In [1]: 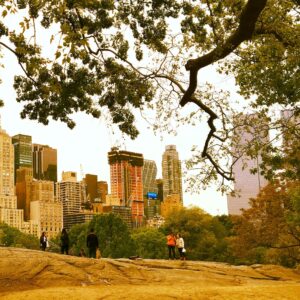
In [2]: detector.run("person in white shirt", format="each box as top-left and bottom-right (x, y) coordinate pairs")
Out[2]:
(176, 234), (186, 260)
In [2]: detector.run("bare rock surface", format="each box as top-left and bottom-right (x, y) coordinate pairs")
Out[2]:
(1, 247), (300, 299)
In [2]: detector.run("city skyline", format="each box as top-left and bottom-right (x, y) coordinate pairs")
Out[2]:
(0, 42), (230, 216)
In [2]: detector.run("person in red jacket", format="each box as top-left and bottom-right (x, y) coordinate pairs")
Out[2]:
(166, 232), (176, 259)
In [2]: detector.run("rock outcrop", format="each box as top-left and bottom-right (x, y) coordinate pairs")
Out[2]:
(1, 247), (300, 299)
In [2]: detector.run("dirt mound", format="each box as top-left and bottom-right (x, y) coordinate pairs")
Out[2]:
(1, 247), (300, 299)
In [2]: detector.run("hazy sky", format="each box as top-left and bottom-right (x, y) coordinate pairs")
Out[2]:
(0, 14), (240, 215)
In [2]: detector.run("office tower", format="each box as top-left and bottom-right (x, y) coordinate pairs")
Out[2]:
(97, 181), (108, 203)
(16, 167), (33, 221)
(12, 134), (32, 182)
(85, 174), (98, 202)
(56, 172), (81, 229)
(108, 147), (144, 227)
(227, 114), (269, 215)
(30, 180), (62, 239)
(0, 128), (24, 230)
(33, 144), (57, 182)
(162, 145), (183, 203)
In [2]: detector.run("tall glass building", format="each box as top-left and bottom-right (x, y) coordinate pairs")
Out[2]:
(12, 134), (33, 182)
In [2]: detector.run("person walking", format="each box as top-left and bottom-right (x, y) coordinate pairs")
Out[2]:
(166, 232), (176, 259)
(176, 233), (186, 260)
(60, 228), (69, 255)
(86, 228), (99, 258)
(40, 232), (47, 251)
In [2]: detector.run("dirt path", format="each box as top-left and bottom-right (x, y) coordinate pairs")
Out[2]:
(1, 247), (300, 299)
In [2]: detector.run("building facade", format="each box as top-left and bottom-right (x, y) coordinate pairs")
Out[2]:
(30, 180), (62, 239)
(97, 181), (108, 203)
(15, 167), (33, 221)
(162, 145), (183, 204)
(142, 160), (158, 196)
(12, 134), (32, 183)
(33, 144), (57, 182)
(227, 114), (269, 215)
(85, 174), (98, 202)
(160, 194), (183, 218)
(0, 128), (24, 230)
(108, 147), (144, 227)
(56, 172), (81, 230)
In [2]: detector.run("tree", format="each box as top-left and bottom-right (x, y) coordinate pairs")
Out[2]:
(67, 222), (89, 256)
(0, 223), (39, 249)
(163, 207), (231, 261)
(230, 181), (300, 267)
(0, 1), (298, 187)
(89, 213), (135, 258)
(131, 227), (166, 259)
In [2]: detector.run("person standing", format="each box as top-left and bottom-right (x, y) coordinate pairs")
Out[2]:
(86, 228), (99, 258)
(40, 232), (47, 251)
(166, 232), (176, 259)
(60, 228), (69, 255)
(176, 233), (186, 260)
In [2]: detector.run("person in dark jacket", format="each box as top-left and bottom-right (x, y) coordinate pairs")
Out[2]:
(60, 228), (69, 255)
(86, 228), (99, 258)
(40, 232), (47, 251)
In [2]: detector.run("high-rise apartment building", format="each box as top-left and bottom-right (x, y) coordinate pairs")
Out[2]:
(162, 145), (183, 203)
(227, 114), (269, 215)
(0, 128), (24, 230)
(108, 147), (144, 227)
(16, 167), (33, 221)
(33, 144), (57, 182)
(30, 180), (62, 239)
(12, 134), (32, 182)
(56, 172), (81, 229)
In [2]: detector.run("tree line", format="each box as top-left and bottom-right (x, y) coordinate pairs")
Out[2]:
(1, 180), (299, 268)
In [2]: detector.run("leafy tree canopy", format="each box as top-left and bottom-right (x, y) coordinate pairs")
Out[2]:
(230, 181), (300, 267)
(0, 223), (39, 249)
(0, 0), (299, 188)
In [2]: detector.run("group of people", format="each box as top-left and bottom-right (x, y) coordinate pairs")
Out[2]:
(166, 232), (186, 260)
(39, 228), (99, 258)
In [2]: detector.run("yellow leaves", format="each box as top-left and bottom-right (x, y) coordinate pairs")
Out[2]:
(2, 10), (7, 17)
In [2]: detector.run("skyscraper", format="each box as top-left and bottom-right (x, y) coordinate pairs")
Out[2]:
(227, 114), (269, 215)
(162, 145), (183, 203)
(0, 128), (24, 230)
(12, 134), (32, 182)
(16, 167), (33, 221)
(32, 144), (57, 182)
(108, 147), (144, 227)
(142, 159), (158, 196)
(56, 172), (81, 229)
(143, 160), (159, 219)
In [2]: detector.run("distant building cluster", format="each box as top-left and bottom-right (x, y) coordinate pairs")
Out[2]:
(0, 123), (185, 239)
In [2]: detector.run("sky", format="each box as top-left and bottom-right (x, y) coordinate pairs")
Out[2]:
(0, 13), (241, 216)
